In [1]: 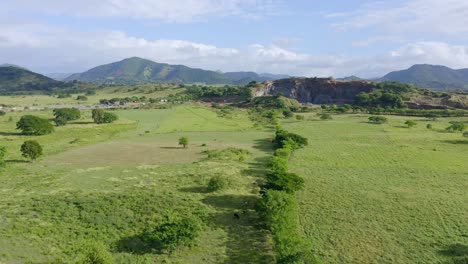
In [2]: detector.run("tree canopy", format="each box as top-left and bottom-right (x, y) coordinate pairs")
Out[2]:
(16, 115), (54, 135)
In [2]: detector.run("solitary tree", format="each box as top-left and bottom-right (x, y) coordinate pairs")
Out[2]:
(405, 120), (417, 128)
(16, 115), (54, 135)
(92, 109), (118, 124)
(179, 137), (189, 148)
(53, 108), (81, 126)
(20, 140), (43, 161)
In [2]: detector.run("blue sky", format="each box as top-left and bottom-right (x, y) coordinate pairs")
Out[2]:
(1, 0), (467, 77)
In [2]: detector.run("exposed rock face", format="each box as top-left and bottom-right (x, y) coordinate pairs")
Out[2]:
(255, 77), (376, 104)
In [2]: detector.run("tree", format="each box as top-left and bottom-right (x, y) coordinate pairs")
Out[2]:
(282, 109), (293, 118)
(53, 108), (81, 126)
(179, 137), (189, 148)
(16, 115), (54, 135)
(92, 109), (118, 124)
(405, 120), (417, 128)
(20, 140), (43, 161)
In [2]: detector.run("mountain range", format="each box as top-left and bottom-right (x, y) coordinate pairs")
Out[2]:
(65, 57), (289, 85)
(2, 58), (468, 92)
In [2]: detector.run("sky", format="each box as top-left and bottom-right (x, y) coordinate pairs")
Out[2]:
(1, 0), (468, 78)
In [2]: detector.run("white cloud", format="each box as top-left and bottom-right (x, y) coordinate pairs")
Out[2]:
(330, 0), (468, 36)
(1, 21), (468, 78)
(0, 0), (280, 22)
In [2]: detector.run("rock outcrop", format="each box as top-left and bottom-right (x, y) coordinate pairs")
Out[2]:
(254, 77), (376, 104)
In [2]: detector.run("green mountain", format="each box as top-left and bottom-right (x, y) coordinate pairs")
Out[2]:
(0, 66), (62, 93)
(379, 64), (468, 91)
(66, 57), (285, 85)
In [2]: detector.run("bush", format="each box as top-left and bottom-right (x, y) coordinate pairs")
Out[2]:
(295, 115), (305, 121)
(207, 175), (229, 192)
(405, 120), (417, 128)
(0, 146), (6, 167)
(282, 109), (293, 118)
(446, 122), (466, 132)
(16, 115), (54, 135)
(427, 124), (433, 129)
(274, 129), (308, 149)
(142, 216), (201, 251)
(368, 116), (387, 124)
(463, 131), (468, 138)
(320, 113), (332, 120)
(76, 95), (88, 101)
(78, 241), (113, 264)
(265, 171), (304, 193)
(20, 140), (43, 161)
(0, 110), (5, 116)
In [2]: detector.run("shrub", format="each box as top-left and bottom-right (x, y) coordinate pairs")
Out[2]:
(207, 175), (228, 192)
(76, 95), (88, 101)
(265, 171), (304, 193)
(405, 120), (417, 128)
(426, 124), (433, 129)
(368, 116), (388, 124)
(446, 122), (466, 132)
(295, 115), (305, 121)
(78, 241), (113, 264)
(20, 140), (43, 161)
(320, 113), (332, 120)
(463, 131), (468, 138)
(0, 110), (5, 116)
(143, 216), (201, 251)
(0, 146), (6, 167)
(282, 109), (294, 118)
(16, 115), (54, 135)
(274, 129), (308, 149)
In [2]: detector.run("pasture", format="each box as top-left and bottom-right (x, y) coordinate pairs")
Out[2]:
(284, 114), (468, 263)
(0, 105), (274, 263)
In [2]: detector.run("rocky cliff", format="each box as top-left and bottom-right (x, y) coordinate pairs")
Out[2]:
(254, 77), (376, 104)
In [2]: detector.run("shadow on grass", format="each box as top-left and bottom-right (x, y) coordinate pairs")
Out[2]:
(439, 244), (468, 264)
(178, 186), (209, 194)
(441, 140), (468, 145)
(71, 121), (95, 125)
(0, 131), (23, 136)
(115, 234), (162, 255)
(252, 138), (274, 153)
(5, 159), (29, 164)
(202, 194), (273, 264)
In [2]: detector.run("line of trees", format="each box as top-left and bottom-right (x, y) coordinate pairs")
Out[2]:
(257, 127), (319, 263)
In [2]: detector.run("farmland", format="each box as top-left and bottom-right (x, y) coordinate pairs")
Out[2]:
(0, 104), (467, 263)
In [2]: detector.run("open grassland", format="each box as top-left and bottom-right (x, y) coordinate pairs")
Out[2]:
(0, 105), (275, 263)
(284, 114), (468, 264)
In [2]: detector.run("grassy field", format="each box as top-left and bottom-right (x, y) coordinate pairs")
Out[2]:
(0, 105), (275, 263)
(0, 84), (183, 107)
(1, 105), (467, 263)
(284, 114), (468, 264)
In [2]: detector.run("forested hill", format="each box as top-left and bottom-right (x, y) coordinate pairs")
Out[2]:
(66, 57), (286, 85)
(379, 64), (468, 91)
(0, 66), (63, 93)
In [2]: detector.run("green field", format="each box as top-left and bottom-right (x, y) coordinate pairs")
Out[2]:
(284, 114), (468, 263)
(0, 105), (274, 263)
(1, 105), (467, 263)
